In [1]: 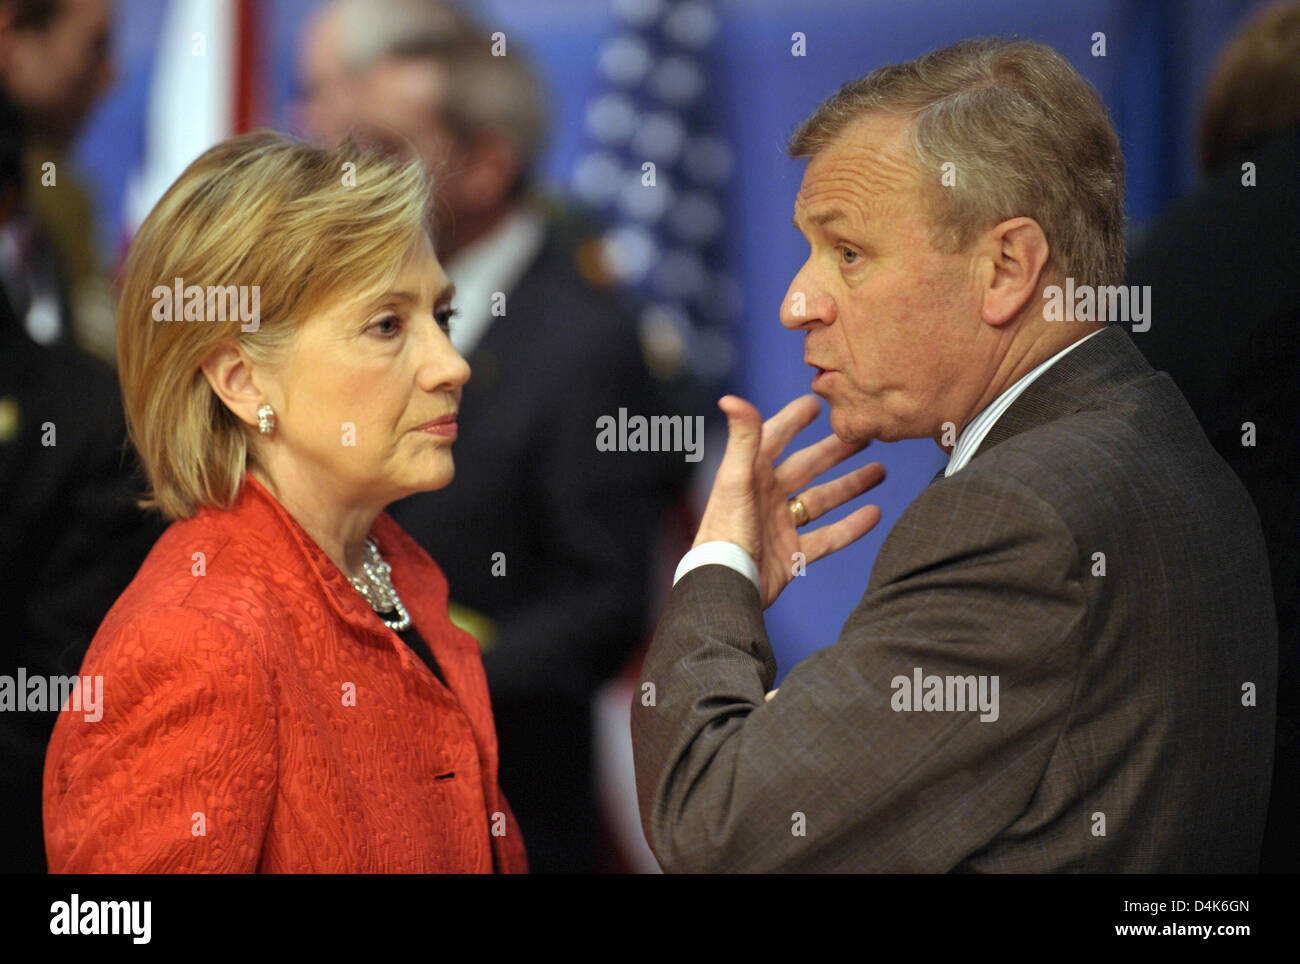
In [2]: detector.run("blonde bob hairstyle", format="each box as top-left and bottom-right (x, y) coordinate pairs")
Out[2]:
(117, 129), (433, 521)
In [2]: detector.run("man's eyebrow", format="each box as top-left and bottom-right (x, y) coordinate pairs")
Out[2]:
(792, 209), (848, 230)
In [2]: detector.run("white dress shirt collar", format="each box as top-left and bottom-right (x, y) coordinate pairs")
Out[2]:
(944, 327), (1106, 478)
(442, 206), (547, 358)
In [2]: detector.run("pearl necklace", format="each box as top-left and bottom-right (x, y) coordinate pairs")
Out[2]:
(347, 538), (412, 632)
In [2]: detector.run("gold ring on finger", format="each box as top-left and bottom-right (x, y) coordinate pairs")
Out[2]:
(789, 497), (809, 527)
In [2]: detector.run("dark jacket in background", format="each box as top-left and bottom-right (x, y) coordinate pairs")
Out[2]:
(1126, 121), (1299, 872)
(0, 86), (165, 872)
(0, 291), (166, 873)
(390, 210), (691, 872)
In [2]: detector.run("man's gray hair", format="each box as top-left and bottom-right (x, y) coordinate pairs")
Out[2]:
(328, 0), (549, 181)
(789, 37), (1125, 288)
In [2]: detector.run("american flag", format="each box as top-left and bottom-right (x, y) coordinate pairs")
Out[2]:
(123, 0), (265, 239)
(569, 0), (738, 386)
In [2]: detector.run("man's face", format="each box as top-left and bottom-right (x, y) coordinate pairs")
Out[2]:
(783, 113), (985, 444)
(356, 58), (457, 167)
(1, 0), (114, 145)
(354, 57), (466, 249)
(295, 6), (355, 147)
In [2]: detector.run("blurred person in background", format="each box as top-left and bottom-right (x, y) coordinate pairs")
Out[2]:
(0, 0), (116, 362)
(0, 0), (164, 874)
(1126, 0), (1300, 873)
(44, 131), (528, 873)
(295, 0), (357, 148)
(297, 0), (692, 872)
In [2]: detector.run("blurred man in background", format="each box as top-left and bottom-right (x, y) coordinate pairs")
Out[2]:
(297, 0), (692, 872)
(0, 0), (116, 363)
(295, 0), (357, 148)
(1126, 0), (1300, 872)
(0, 0), (165, 872)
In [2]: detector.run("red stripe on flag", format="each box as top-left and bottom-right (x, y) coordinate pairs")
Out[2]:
(234, 0), (263, 132)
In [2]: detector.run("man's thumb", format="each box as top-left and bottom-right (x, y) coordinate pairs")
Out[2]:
(717, 395), (763, 474)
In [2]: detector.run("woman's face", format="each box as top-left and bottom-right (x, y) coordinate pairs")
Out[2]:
(258, 232), (469, 508)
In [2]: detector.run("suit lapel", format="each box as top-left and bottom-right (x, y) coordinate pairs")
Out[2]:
(457, 225), (557, 397)
(969, 325), (1152, 465)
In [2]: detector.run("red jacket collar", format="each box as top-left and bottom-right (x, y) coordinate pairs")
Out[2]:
(207, 471), (402, 642)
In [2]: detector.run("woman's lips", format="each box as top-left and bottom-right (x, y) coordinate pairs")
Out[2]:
(415, 415), (458, 438)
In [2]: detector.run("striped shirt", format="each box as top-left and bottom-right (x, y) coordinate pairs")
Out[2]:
(944, 327), (1106, 477)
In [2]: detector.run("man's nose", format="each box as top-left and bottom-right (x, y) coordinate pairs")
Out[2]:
(779, 269), (834, 330)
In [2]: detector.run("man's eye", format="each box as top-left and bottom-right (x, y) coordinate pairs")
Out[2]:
(436, 306), (459, 334)
(839, 246), (859, 265)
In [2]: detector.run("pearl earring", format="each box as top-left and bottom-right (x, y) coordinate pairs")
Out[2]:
(256, 403), (277, 435)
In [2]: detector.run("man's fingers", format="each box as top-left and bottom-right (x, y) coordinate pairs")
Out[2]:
(759, 394), (821, 462)
(792, 462), (886, 523)
(775, 433), (869, 494)
(714, 395), (764, 481)
(799, 503), (883, 565)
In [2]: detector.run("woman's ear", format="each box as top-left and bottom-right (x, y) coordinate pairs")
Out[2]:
(200, 341), (264, 428)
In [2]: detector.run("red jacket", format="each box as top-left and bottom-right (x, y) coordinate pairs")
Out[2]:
(43, 472), (528, 873)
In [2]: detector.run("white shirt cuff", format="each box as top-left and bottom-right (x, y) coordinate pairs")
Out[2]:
(673, 541), (760, 591)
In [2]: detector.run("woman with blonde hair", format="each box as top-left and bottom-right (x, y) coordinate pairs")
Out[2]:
(43, 130), (527, 872)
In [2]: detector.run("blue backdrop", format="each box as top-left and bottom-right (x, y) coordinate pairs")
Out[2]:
(76, 0), (1261, 678)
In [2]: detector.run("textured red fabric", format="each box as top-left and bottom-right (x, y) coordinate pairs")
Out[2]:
(43, 472), (528, 873)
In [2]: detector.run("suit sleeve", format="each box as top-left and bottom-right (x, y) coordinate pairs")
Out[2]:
(43, 607), (277, 872)
(631, 473), (1086, 872)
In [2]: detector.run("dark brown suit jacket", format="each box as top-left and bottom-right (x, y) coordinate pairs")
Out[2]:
(632, 325), (1277, 872)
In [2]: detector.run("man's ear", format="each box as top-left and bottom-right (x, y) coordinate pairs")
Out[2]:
(200, 341), (265, 429)
(459, 131), (521, 210)
(977, 216), (1050, 328)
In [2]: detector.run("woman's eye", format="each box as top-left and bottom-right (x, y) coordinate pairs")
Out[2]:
(369, 314), (402, 337)
(436, 306), (459, 334)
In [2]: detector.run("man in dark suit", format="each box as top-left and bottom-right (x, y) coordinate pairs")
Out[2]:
(632, 38), (1277, 872)
(0, 84), (165, 873)
(1126, 1), (1300, 872)
(318, 1), (692, 871)
(0, 0), (117, 363)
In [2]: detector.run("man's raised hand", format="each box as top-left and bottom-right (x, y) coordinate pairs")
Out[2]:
(693, 394), (886, 608)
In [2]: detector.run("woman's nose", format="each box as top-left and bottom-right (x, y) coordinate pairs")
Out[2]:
(446, 348), (471, 390)
(423, 329), (471, 392)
